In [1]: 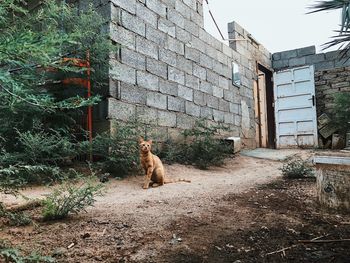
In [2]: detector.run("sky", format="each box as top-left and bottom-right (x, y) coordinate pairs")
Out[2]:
(203, 0), (341, 54)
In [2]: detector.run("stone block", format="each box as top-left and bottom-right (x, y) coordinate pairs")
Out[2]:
(272, 59), (289, 70)
(146, 92), (167, 110)
(193, 90), (206, 106)
(177, 56), (193, 74)
(158, 110), (177, 127)
(185, 46), (200, 62)
(185, 101), (201, 117)
(219, 76), (230, 90)
(136, 106), (158, 124)
(206, 70), (219, 86)
(121, 10), (145, 36)
(185, 74), (200, 89)
(168, 96), (185, 112)
(199, 53), (213, 69)
(223, 89), (234, 102)
(280, 49), (297, 60)
(120, 82), (146, 104)
(136, 36), (158, 59)
(190, 9), (203, 27)
(177, 114), (195, 129)
(190, 36), (206, 52)
(315, 61), (335, 71)
(120, 47), (146, 71)
(229, 103), (240, 114)
(110, 59), (136, 85)
(109, 79), (120, 99)
(325, 50), (342, 60)
(213, 109), (224, 122)
(176, 27), (191, 43)
(185, 19), (199, 37)
(200, 106), (213, 119)
(146, 58), (168, 79)
(224, 112), (234, 124)
(219, 100), (230, 112)
(206, 95), (219, 109)
(146, 0), (167, 17)
(168, 66), (185, 85)
(159, 79), (178, 96)
(272, 52), (281, 61)
(158, 18), (176, 38)
(175, 0), (191, 19)
(183, 0), (197, 9)
(159, 49), (177, 67)
(137, 71), (159, 91)
(108, 98), (136, 121)
(167, 36), (185, 55)
(193, 64), (206, 80)
(146, 25), (167, 46)
(178, 85), (193, 101)
(213, 86), (223, 98)
(136, 2), (158, 28)
(168, 8), (185, 28)
(110, 25), (135, 50)
(297, 46), (316, 56)
(199, 81), (213, 95)
(111, 0), (136, 14)
(289, 56), (306, 67)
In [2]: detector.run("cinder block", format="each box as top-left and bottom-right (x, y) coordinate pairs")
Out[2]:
(168, 66), (185, 85)
(136, 2), (158, 28)
(185, 101), (201, 117)
(110, 25), (135, 50)
(168, 8), (185, 28)
(175, 0), (191, 19)
(137, 71), (159, 91)
(193, 90), (206, 106)
(146, 92), (167, 110)
(183, 0), (197, 9)
(280, 49), (297, 60)
(200, 106), (213, 119)
(176, 27), (191, 44)
(272, 59), (289, 70)
(223, 90), (234, 102)
(213, 86), (224, 98)
(206, 95), (219, 109)
(190, 36), (206, 52)
(159, 79), (178, 96)
(167, 36), (185, 55)
(158, 110), (177, 127)
(136, 36), (158, 59)
(108, 98), (136, 121)
(146, 25), (167, 46)
(110, 59), (136, 85)
(219, 76), (229, 90)
(177, 56), (193, 74)
(146, 0), (167, 17)
(206, 70), (219, 86)
(121, 47), (146, 71)
(289, 56), (306, 67)
(136, 106), (158, 124)
(199, 81), (213, 95)
(193, 64), (206, 80)
(177, 114), (195, 129)
(219, 100), (230, 112)
(121, 10), (145, 37)
(229, 103), (240, 114)
(224, 112), (234, 124)
(168, 96), (185, 112)
(178, 85), (193, 101)
(213, 109), (224, 122)
(120, 82), (147, 104)
(315, 61), (335, 71)
(111, 0), (136, 14)
(146, 58), (168, 79)
(190, 9), (203, 27)
(297, 46), (316, 56)
(159, 49), (177, 67)
(199, 53), (214, 69)
(185, 46), (200, 62)
(158, 18), (176, 38)
(185, 19), (199, 37)
(185, 74), (200, 89)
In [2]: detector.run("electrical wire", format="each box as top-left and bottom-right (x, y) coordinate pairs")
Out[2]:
(204, 0), (225, 40)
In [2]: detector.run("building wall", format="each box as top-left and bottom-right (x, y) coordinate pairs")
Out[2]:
(91, 0), (272, 147)
(272, 46), (350, 121)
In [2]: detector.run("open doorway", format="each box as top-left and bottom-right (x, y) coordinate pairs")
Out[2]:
(254, 64), (276, 148)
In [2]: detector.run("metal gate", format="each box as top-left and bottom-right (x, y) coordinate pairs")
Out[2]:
(274, 65), (318, 148)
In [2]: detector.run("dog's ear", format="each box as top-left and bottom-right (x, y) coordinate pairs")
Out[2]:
(139, 137), (144, 143)
(148, 139), (153, 145)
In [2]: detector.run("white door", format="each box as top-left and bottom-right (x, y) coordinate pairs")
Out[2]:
(274, 65), (318, 148)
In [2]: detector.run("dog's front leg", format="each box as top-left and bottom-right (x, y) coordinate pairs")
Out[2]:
(143, 167), (153, 189)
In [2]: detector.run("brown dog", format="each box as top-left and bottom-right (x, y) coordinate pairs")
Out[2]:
(139, 138), (190, 189)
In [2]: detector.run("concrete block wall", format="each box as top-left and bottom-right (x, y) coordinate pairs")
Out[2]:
(272, 46), (350, 124)
(90, 0), (271, 146)
(228, 21), (272, 147)
(315, 66), (350, 117)
(272, 46), (350, 72)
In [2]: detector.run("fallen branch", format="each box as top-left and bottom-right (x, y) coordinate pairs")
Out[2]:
(6, 199), (42, 212)
(298, 239), (350, 244)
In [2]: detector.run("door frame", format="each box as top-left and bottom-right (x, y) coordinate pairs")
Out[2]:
(273, 65), (318, 148)
(254, 63), (276, 149)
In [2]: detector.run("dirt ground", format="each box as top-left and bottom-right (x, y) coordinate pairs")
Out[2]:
(1, 153), (350, 263)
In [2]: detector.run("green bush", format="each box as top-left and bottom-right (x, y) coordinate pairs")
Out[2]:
(280, 157), (313, 179)
(42, 178), (104, 221)
(159, 120), (232, 169)
(333, 92), (350, 134)
(92, 120), (145, 177)
(0, 247), (55, 263)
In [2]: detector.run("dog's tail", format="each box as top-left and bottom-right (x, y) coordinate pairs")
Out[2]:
(164, 178), (191, 184)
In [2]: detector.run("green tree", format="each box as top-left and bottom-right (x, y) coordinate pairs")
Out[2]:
(310, 0), (350, 52)
(0, 0), (112, 186)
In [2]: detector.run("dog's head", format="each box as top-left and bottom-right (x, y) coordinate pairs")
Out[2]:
(139, 137), (152, 153)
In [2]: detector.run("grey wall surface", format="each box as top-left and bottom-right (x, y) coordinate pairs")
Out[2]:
(91, 0), (272, 147)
